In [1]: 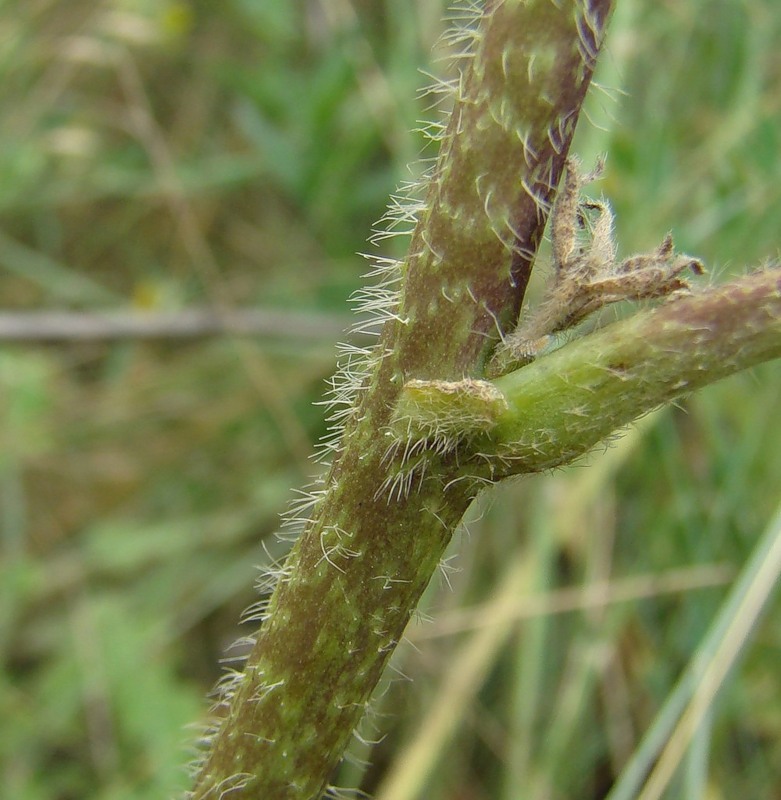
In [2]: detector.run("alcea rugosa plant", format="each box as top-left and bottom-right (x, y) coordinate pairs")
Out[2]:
(188, 2), (781, 798)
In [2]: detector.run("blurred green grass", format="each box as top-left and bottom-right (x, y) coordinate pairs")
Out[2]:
(0, 1), (780, 799)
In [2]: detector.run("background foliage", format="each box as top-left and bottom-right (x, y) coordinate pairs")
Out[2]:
(1, 1), (780, 798)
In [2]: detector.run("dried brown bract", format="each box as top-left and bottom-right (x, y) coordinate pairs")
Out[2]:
(488, 157), (704, 374)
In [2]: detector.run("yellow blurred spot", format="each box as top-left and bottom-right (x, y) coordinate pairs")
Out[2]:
(161, 2), (194, 39)
(132, 281), (163, 310)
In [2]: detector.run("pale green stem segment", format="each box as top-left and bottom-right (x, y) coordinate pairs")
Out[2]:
(391, 377), (509, 445)
(485, 268), (781, 474)
(189, 2), (613, 798)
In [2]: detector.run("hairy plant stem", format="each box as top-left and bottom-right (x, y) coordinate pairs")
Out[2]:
(385, 269), (781, 484)
(190, 3), (613, 798)
(468, 268), (781, 474)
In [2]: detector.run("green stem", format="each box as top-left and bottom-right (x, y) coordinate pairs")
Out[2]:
(189, 3), (612, 798)
(485, 268), (781, 475)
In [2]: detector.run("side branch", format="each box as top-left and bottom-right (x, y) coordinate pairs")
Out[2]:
(388, 269), (781, 477)
(485, 268), (781, 474)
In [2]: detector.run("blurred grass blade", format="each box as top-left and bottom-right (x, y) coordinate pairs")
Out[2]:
(0, 229), (118, 304)
(607, 499), (781, 800)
